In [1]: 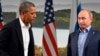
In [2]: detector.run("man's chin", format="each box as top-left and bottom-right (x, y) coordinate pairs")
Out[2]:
(80, 27), (86, 30)
(30, 21), (34, 24)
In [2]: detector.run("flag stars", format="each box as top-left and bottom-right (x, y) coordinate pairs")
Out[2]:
(47, 2), (51, 6)
(44, 1), (55, 25)
(44, 17), (46, 20)
(50, 9), (53, 12)
(0, 17), (3, 20)
(53, 17), (55, 20)
(46, 7), (49, 10)
(45, 11), (48, 15)
(49, 14), (52, 17)
(48, 18), (51, 22)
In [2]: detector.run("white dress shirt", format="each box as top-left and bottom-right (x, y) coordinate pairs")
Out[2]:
(19, 17), (30, 56)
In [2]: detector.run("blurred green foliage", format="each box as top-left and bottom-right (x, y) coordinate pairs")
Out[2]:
(3, 9), (100, 30)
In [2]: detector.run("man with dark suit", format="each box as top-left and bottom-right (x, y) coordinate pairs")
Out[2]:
(0, 1), (36, 56)
(67, 9), (100, 56)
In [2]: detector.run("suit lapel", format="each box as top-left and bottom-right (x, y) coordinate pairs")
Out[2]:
(84, 28), (95, 49)
(15, 19), (24, 48)
(71, 31), (79, 56)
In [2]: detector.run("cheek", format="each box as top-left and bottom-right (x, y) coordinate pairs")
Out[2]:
(25, 15), (30, 21)
(27, 15), (32, 20)
(28, 14), (33, 18)
(78, 19), (83, 24)
(24, 14), (29, 19)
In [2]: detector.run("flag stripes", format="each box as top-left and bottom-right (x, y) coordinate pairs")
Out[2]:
(42, 22), (58, 56)
(42, 0), (59, 56)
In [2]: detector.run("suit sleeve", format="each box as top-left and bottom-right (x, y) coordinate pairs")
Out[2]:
(0, 27), (11, 56)
(98, 36), (100, 56)
(67, 34), (72, 56)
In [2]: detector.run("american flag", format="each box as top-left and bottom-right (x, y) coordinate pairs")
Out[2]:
(0, 0), (3, 29)
(42, 0), (59, 56)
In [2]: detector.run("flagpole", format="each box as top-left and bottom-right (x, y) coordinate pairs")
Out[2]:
(69, 0), (78, 33)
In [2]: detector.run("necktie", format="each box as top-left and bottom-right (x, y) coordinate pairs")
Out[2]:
(28, 27), (35, 56)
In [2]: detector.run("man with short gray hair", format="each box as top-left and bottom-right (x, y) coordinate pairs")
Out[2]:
(67, 9), (100, 56)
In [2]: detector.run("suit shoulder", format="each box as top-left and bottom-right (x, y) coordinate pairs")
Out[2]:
(4, 19), (19, 26)
(94, 29), (100, 34)
(2, 19), (19, 29)
(69, 31), (78, 36)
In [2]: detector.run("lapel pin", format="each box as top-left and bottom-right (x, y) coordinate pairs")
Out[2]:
(93, 32), (95, 35)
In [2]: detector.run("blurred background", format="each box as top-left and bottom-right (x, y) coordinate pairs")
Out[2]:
(1, 0), (100, 56)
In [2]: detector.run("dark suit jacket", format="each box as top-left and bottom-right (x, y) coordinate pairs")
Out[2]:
(67, 27), (100, 56)
(0, 19), (34, 56)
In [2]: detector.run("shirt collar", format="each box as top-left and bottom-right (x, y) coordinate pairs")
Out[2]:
(19, 17), (31, 29)
(79, 25), (91, 33)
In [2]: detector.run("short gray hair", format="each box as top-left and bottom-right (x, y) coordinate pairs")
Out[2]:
(80, 9), (93, 19)
(19, 1), (35, 14)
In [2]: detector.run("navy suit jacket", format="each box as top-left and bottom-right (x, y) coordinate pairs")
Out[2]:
(0, 19), (34, 56)
(67, 27), (100, 56)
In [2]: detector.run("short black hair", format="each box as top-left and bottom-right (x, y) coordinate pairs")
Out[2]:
(19, 1), (36, 14)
